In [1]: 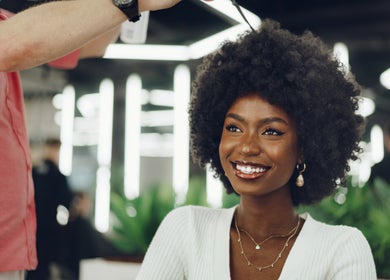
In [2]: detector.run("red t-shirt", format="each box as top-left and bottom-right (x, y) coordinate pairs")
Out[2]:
(0, 9), (80, 271)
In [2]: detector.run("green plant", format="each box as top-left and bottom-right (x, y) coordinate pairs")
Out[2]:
(222, 190), (240, 208)
(109, 176), (208, 256)
(109, 182), (175, 256)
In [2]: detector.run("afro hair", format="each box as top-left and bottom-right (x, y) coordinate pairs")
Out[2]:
(189, 19), (364, 206)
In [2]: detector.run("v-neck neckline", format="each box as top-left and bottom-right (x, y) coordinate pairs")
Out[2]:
(216, 207), (310, 279)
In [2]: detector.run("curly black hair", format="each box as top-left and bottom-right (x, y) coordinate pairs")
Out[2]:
(189, 19), (364, 206)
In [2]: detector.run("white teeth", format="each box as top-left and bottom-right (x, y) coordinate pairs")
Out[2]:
(236, 164), (266, 174)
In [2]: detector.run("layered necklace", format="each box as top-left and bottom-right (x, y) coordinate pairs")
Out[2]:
(233, 213), (300, 272)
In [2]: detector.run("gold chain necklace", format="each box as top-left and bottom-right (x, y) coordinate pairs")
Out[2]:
(238, 217), (300, 250)
(234, 213), (300, 272)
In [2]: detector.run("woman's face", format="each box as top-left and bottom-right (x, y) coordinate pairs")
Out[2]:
(219, 94), (300, 197)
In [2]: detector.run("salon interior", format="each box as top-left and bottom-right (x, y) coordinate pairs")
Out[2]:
(3, 0), (390, 279)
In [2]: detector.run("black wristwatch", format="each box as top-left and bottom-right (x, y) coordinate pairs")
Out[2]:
(112, 0), (141, 22)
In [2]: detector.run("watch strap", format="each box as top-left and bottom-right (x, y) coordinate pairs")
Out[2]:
(122, 1), (141, 22)
(113, 0), (141, 23)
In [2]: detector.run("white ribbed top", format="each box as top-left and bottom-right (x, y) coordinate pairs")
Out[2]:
(136, 205), (377, 280)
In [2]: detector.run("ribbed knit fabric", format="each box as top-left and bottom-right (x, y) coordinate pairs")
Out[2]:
(136, 205), (377, 280)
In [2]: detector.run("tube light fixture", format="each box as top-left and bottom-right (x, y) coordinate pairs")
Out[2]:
(95, 79), (114, 233)
(104, 44), (189, 61)
(380, 67), (390, 90)
(124, 74), (143, 199)
(358, 97), (375, 117)
(104, 2), (261, 61)
(59, 85), (75, 176)
(95, 167), (112, 232)
(206, 164), (223, 208)
(333, 42), (350, 73)
(370, 124), (384, 164)
(198, 0), (260, 26)
(97, 79), (114, 167)
(173, 65), (191, 205)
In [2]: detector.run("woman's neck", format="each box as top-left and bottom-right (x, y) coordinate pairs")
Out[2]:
(235, 192), (297, 239)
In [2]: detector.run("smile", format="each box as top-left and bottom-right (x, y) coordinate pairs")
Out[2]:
(236, 164), (268, 174)
(233, 162), (270, 178)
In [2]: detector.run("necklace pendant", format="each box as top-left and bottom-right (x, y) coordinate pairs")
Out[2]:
(255, 245), (261, 250)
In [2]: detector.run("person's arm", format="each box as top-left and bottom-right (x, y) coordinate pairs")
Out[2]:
(78, 25), (121, 59)
(47, 25), (121, 69)
(0, 0), (182, 72)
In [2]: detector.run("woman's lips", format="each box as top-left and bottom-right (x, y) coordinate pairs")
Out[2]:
(233, 162), (270, 179)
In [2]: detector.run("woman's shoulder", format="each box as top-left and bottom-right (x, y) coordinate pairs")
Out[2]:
(304, 213), (361, 232)
(302, 213), (370, 247)
(293, 214), (377, 277)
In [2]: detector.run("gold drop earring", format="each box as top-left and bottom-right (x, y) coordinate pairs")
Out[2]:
(296, 163), (306, 187)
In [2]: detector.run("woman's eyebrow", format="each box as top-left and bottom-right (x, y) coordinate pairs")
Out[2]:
(225, 113), (289, 125)
(260, 117), (289, 125)
(225, 113), (244, 121)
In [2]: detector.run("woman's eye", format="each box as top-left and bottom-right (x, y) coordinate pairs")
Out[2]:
(225, 124), (241, 133)
(263, 128), (284, 136)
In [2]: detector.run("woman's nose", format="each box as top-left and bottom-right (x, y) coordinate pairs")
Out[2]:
(239, 133), (261, 156)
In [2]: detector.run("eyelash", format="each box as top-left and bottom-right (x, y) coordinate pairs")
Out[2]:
(225, 124), (241, 132)
(225, 125), (284, 136)
(263, 128), (284, 136)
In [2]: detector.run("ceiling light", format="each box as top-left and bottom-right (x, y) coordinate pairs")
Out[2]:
(77, 93), (99, 118)
(358, 97), (375, 117)
(380, 67), (390, 90)
(333, 42), (349, 73)
(104, 1), (261, 61)
(188, 24), (250, 59)
(149, 89), (174, 106)
(104, 44), (189, 61)
(198, 0), (260, 26)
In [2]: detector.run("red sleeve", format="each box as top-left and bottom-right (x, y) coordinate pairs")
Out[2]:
(47, 49), (81, 70)
(0, 9), (14, 19)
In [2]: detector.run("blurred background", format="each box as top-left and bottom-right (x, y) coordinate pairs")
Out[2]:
(1, 0), (390, 278)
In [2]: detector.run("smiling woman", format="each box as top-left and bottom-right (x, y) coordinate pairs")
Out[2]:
(136, 19), (377, 280)
(219, 95), (299, 197)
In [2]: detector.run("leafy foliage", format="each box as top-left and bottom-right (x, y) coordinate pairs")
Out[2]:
(109, 177), (207, 256)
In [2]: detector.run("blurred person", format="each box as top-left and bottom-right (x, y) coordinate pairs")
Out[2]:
(29, 140), (127, 279)
(26, 138), (74, 280)
(137, 20), (376, 279)
(63, 192), (128, 279)
(0, 0), (192, 278)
